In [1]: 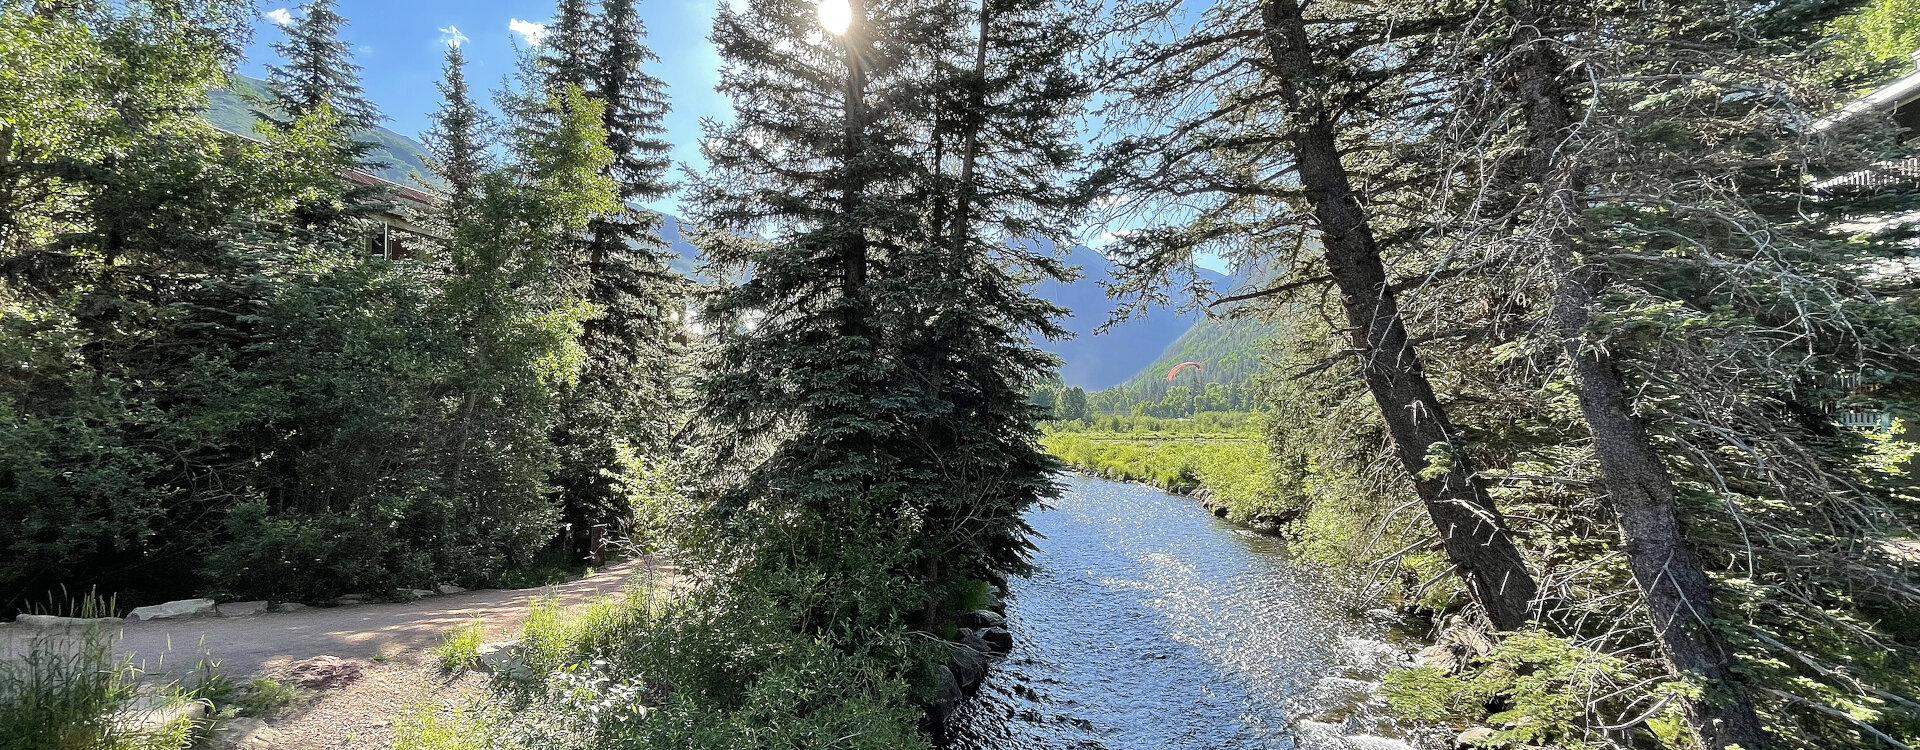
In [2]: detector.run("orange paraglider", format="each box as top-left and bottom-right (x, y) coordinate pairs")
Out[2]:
(1166, 361), (1202, 381)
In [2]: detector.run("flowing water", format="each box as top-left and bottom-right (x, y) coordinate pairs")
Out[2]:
(952, 474), (1409, 750)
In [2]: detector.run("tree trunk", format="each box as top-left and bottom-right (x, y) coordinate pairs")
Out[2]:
(838, 0), (870, 311)
(1258, 0), (1540, 631)
(1508, 1), (1770, 746)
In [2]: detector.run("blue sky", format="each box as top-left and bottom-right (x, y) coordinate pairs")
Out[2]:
(239, 0), (731, 217)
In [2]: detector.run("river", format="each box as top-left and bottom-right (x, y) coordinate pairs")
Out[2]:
(952, 474), (1411, 750)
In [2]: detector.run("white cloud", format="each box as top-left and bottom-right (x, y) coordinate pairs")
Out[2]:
(508, 18), (548, 47)
(439, 25), (469, 48)
(264, 7), (293, 26)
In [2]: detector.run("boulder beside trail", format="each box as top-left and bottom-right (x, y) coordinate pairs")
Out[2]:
(127, 599), (216, 622)
(112, 695), (208, 733)
(206, 717), (286, 750)
(435, 584), (466, 595)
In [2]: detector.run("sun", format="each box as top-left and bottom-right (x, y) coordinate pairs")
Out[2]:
(817, 0), (851, 35)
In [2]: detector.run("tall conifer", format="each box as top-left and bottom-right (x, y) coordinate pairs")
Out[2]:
(265, 0), (379, 132)
(533, 0), (682, 557)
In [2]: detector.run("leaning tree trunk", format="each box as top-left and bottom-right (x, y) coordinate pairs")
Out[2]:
(1258, 0), (1540, 631)
(1508, 1), (1770, 746)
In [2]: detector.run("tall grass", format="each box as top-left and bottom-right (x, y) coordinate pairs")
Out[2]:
(0, 624), (200, 750)
(1041, 429), (1289, 520)
(433, 621), (485, 673)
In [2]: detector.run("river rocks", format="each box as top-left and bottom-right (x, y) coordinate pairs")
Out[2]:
(127, 598), (216, 621)
(925, 665), (965, 729)
(956, 609), (1004, 630)
(435, 584), (466, 595)
(978, 626), (1013, 654)
(13, 614), (120, 627)
(947, 639), (989, 692)
(1456, 727), (1496, 747)
(1344, 735), (1416, 750)
(217, 601), (269, 617)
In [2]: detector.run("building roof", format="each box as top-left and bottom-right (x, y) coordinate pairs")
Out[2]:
(1812, 56), (1920, 133)
(209, 125), (443, 210)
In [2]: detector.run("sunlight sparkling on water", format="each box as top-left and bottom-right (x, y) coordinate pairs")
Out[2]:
(952, 475), (1389, 750)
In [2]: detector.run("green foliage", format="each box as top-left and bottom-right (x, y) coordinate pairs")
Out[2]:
(1381, 632), (1674, 750)
(231, 677), (310, 718)
(0, 625), (208, 750)
(1829, 0), (1920, 76)
(435, 621), (486, 674)
(1041, 417), (1288, 521)
(0, 3), (650, 612)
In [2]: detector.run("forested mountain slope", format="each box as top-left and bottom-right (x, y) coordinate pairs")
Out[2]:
(1031, 241), (1227, 390)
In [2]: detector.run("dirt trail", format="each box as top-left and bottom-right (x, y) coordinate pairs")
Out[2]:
(0, 559), (664, 679)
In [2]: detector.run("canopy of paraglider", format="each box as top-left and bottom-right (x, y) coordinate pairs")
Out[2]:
(1166, 361), (1202, 381)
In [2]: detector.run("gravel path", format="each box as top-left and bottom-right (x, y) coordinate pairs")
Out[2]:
(0, 559), (666, 680)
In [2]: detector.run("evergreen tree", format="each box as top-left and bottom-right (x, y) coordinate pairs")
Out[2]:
(264, 0), (379, 132)
(539, 0), (596, 90)
(690, 0), (933, 630)
(1094, 0), (1542, 630)
(886, 0), (1086, 623)
(1057, 387), (1091, 424)
(424, 43), (492, 242)
(531, 0), (684, 561)
(262, 0), (384, 228)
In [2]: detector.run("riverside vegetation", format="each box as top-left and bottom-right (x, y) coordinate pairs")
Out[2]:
(6, 0), (1920, 748)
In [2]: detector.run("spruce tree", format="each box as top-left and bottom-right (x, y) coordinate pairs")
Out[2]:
(889, 0), (1087, 624)
(539, 0), (596, 91)
(424, 44), (492, 240)
(690, 0), (930, 630)
(533, 0), (683, 560)
(262, 0), (383, 228)
(264, 0), (379, 132)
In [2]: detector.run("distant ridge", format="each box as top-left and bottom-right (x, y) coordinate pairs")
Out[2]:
(1029, 241), (1227, 391)
(205, 73), (443, 193)
(1100, 259), (1281, 400)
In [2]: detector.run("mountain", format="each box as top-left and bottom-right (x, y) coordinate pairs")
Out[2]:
(1096, 258), (1281, 404)
(205, 73), (443, 192)
(1031, 242), (1228, 390)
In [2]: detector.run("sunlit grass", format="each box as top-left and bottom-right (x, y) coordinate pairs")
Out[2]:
(433, 620), (485, 673)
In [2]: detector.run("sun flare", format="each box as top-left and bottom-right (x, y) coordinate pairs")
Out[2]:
(817, 0), (851, 35)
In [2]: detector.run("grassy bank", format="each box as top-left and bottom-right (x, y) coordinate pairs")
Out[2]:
(1040, 413), (1290, 523)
